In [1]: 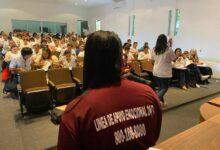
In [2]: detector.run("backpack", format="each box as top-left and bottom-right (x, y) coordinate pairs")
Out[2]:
(3, 74), (18, 94)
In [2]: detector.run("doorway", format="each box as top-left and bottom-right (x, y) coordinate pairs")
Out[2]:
(76, 20), (89, 36)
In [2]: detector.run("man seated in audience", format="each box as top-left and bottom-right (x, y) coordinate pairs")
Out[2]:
(34, 46), (60, 70)
(77, 44), (85, 57)
(4, 45), (20, 63)
(58, 30), (162, 150)
(138, 45), (151, 60)
(20, 36), (31, 49)
(9, 47), (33, 73)
(60, 50), (76, 69)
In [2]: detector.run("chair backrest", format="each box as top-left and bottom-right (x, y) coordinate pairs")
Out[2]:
(77, 57), (84, 67)
(129, 61), (142, 76)
(140, 60), (153, 72)
(20, 70), (48, 91)
(77, 57), (84, 62)
(72, 66), (83, 82)
(48, 68), (73, 85)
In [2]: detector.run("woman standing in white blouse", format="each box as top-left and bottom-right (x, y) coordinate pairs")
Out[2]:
(151, 34), (176, 106)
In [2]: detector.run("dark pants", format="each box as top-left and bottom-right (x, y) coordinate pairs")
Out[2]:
(198, 66), (213, 76)
(187, 64), (201, 83)
(154, 77), (171, 102)
(173, 68), (190, 87)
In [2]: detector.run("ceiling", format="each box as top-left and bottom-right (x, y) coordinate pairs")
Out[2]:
(71, 0), (112, 7)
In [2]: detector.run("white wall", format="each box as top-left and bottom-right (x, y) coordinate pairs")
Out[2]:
(88, 0), (220, 78)
(0, 0), (88, 33)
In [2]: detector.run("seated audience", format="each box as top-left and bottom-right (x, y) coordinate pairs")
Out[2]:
(190, 49), (212, 83)
(20, 36), (31, 49)
(124, 45), (135, 63)
(172, 48), (190, 90)
(9, 47), (33, 73)
(32, 43), (42, 63)
(60, 50), (76, 68)
(130, 41), (138, 54)
(183, 51), (209, 86)
(4, 45), (20, 63)
(34, 47), (60, 70)
(58, 30), (162, 150)
(138, 45), (151, 60)
(77, 44), (85, 57)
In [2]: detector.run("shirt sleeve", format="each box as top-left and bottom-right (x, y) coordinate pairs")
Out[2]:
(169, 49), (177, 61)
(4, 52), (11, 62)
(57, 114), (81, 150)
(9, 57), (17, 69)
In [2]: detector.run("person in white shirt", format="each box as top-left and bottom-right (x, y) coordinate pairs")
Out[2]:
(34, 47), (60, 70)
(60, 50), (76, 69)
(138, 46), (151, 61)
(32, 43), (42, 63)
(172, 48), (191, 90)
(9, 47), (33, 73)
(78, 44), (85, 58)
(20, 37), (31, 49)
(130, 42), (138, 54)
(4, 45), (20, 63)
(151, 34), (176, 106)
(123, 45), (135, 63)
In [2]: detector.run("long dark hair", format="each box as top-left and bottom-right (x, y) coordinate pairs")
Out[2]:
(83, 31), (122, 90)
(155, 34), (168, 55)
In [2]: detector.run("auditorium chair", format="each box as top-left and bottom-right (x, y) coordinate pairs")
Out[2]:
(129, 61), (149, 78)
(19, 70), (52, 116)
(48, 68), (76, 107)
(71, 66), (84, 95)
(72, 66), (83, 84)
(139, 60), (153, 73)
(77, 57), (84, 67)
(139, 60), (154, 80)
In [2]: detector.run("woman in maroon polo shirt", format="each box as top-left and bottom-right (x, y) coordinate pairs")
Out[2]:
(57, 31), (162, 150)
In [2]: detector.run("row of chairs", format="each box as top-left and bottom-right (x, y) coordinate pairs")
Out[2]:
(18, 67), (83, 116)
(129, 60), (154, 79)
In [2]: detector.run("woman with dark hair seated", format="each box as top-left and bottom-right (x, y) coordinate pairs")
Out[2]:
(34, 46), (60, 70)
(172, 48), (190, 90)
(58, 31), (162, 150)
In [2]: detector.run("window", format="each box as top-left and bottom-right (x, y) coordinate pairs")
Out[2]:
(11, 19), (67, 34)
(128, 15), (135, 37)
(168, 10), (172, 36)
(174, 9), (181, 36)
(95, 20), (101, 31)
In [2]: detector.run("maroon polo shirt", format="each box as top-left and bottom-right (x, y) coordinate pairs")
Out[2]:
(57, 79), (162, 150)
